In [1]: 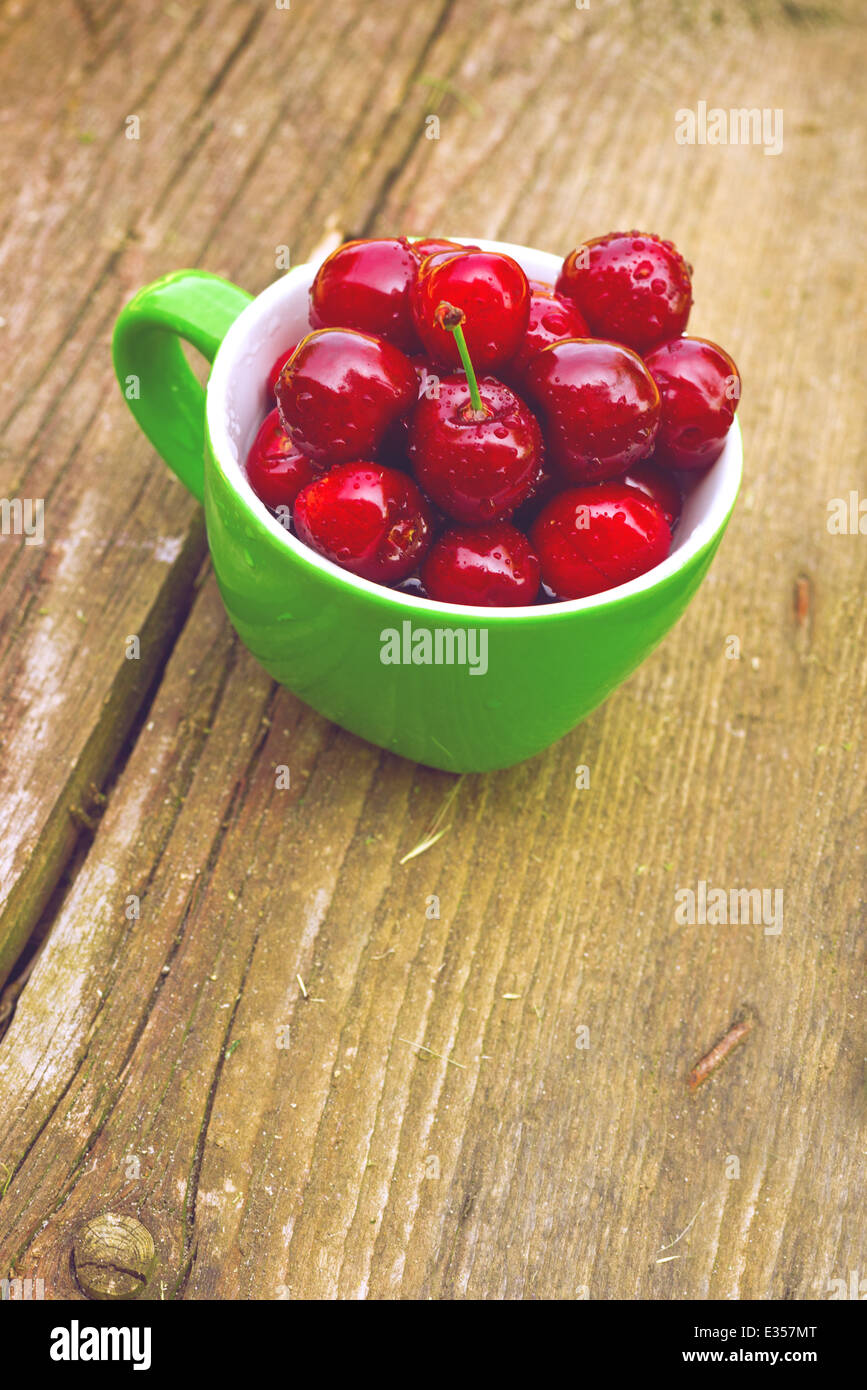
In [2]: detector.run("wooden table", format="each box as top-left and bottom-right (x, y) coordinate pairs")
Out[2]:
(1, 0), (864, 1301)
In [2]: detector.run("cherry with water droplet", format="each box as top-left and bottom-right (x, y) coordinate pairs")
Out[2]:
(506, 289), (590, 390)
(293, 462), (433, 583)
(556, 231), (692, 353)
(244, 407), (322, 509)
(408, 304), (542, 522)
(530, 482), (672, 599)
(411, 249), (530, 369)
(309, 237), (422, 353)
(525, 339), (660, 483)
(643, 336), (741, 471)
(422, 521), (541, 607)
(275, 328), (417, 467)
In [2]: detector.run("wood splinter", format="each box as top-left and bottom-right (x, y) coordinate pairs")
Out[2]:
(794, 574), (811, 626)
(687, 1014), (754, 1092)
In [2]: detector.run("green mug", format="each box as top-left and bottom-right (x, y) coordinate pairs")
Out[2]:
(112, 239), (741, 773)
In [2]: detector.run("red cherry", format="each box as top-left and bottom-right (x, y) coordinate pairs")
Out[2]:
(408, 374), (542, 523)
(530, 483), (671, 600)
(293, 463), (433, 584)
(244, 408), (322, 510)
(528, 278), (556, 294)
(411, 250), (530, 369)
(621, 459), (682, 528)
(422, 522), (541, 607)
(409, 238), (478, 260)
(556, 232), (693, 353)
(267, 345), (298, 400)
(275, 328), (417, 467)
(525, 339), (659, 483)
(643, 336), (741, 471)
(309, 237), (421, 353)
(507, 290), (590, 388)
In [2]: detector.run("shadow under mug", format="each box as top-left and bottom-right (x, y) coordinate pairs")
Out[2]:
(112, 239), (742, 773)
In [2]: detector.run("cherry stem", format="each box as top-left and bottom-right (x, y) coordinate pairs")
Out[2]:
(435, 302), (486, 416)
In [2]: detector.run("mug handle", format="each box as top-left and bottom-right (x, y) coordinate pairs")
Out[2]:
(112, 270), (253, 502)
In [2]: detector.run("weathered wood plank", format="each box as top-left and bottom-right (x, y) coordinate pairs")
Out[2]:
(1, 0), (865, 1301)
(0, 0), (458, 983)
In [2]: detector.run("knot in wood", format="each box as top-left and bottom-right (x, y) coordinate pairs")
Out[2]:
(72, 1213), (156, 1300)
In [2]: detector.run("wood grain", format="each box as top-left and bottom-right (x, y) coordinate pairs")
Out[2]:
(0, 0), (865, 1300)
(0, 0), (459, 983)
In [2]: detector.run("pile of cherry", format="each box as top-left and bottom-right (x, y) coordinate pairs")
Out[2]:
(245, 233), (741, 606)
